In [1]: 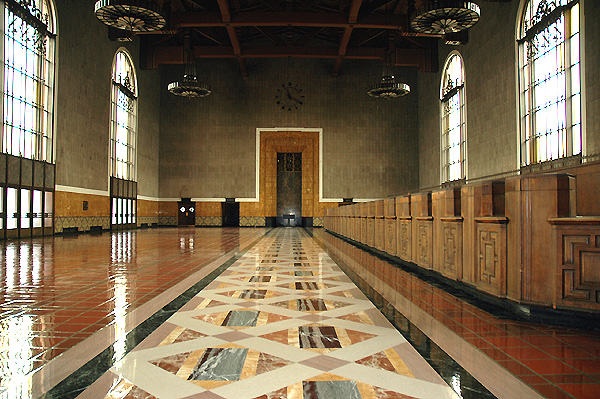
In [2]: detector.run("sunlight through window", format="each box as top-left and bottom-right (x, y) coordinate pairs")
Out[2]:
(519, 0), (581, 166)
(441, 52), (466, 183)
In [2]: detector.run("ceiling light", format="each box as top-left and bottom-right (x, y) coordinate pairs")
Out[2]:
(367, 76), (411, 99)
(168, 32), (212, 98)
(94, 0), (166, 32)
(367, 44), (410, 99)
(411, 1), (480, 35)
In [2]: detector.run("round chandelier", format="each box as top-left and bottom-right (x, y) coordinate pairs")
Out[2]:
(168, 72), (212, 98)
(367, 76), (410, 99)
(94, 0), (166, 32)
(411, 1), (480, 35)
(168, 32), (212, 98)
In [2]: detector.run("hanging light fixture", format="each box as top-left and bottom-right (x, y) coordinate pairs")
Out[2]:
(367, 40), (410, 99)
(411, 1), (480, 35)
(168, 33), (212, 98)
(94, 0), (166, 32)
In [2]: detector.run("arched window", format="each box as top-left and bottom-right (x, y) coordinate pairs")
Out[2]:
(110, 50), (137, 229)
(110, 50), (137, 181)
(1, 0), (56, 239)
(2, 0), (55, 161)
(440, 52), (466, 183)
(518, 0), (581, 166)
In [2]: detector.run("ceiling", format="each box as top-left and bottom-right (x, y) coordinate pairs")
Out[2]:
(133, 0), (509, 76)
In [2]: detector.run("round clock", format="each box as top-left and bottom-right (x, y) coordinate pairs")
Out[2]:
(276, 82), (304, 111)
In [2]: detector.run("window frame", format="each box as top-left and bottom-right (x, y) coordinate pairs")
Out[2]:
(440, 51), (467, 184)
(1, 0), (56, 162)
(109, 48), (138, 182)
(516, 0), (583, 167)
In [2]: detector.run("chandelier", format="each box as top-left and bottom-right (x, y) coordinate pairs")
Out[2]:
(367, 45), (410, 99)
(411, 1), (480, 35)
(168, 33), (212, 98)
(94, 0), (166, 32)
(367, 76), (410, 99)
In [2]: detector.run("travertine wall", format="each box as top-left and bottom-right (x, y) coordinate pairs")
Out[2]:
(52, 1), (161, 229)
(418, 0), (600, 188)
(54, 0), (160, 196)
(159, 58), (419, 200)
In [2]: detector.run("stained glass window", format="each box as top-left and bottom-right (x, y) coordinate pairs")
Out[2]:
(2, 0), (55, 161)
(110, 50), (137, 181)
(518, 0), (581, 165)
(440, 52), (466, 183)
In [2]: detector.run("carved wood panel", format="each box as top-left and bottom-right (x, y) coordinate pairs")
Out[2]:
(367, 218), (375, 247)
(397, 219), (411, 261)
(385, 219), (397, 256)
(416, 220), (433, 270)
(375, 219), (385, 250)
(360, 218), (367, 244)
(557, 232), (600, 309)
(441, 221), (463, 280)
(475, 223), (507, 296)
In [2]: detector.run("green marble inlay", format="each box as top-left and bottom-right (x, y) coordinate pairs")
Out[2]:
(224, 310), (260, 327)
(303, 380), (361, 399)
(189, 348), (249, 381)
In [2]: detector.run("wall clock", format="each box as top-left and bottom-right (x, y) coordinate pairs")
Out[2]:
(276, 82), (304, 111)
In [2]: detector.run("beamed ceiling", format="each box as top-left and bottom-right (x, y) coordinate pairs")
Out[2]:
(132, 0), (510, 76)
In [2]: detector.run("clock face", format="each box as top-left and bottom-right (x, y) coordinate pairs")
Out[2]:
(276, 82), (304, 111)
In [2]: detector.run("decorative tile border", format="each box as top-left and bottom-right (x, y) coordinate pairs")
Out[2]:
(240, 216), (266, 227)
(313, 217), (324, 227)
(158, 216), (177, 226)
(54, 216), (110, 233)
(137, 216), (159, 227)
(196, 216), (222, 226)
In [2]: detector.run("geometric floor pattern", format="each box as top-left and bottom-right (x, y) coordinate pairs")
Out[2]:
(96, 228), (459, 399)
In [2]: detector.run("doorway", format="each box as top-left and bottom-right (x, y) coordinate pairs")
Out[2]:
(276, 153), (302, 227)
(178, 199), (195, 226)
(222, 200), (239, 227)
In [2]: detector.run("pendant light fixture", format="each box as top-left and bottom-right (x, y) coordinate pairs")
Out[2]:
(94, 0), (166, 32)
(411, 1), (480, 35)
(168, 32), (212, 98)
(367, 37), (410, 99)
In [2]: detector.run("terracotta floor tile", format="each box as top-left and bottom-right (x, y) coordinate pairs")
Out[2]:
(521, 359), (579, 375)
(502, 346), (556, 360)
(562, 359), (600, 374)
(531, 384), (575, 399)
(557, 383), (600, 399)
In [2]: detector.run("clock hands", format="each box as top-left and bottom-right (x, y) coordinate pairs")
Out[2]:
(285, 88), (304, 105)
(276, 83), (304, 110)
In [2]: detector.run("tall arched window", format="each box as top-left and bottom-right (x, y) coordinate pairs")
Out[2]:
(1, 0), (56, 239)
(518, 0), (581, 166)
(110, 50), (137, 229)
(440, 52), (466, 183)
(2, 0), (55, 161)
(110, 50), (137, 181)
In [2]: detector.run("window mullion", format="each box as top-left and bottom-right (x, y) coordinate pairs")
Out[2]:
(564, 7), (573, 157)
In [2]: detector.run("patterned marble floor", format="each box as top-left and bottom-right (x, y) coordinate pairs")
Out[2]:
(82, 228), (459, 399)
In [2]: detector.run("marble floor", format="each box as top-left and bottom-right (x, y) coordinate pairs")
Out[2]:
(0, 227), (599, 399)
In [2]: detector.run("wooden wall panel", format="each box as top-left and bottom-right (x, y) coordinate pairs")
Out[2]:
(475, 219), (508, 296)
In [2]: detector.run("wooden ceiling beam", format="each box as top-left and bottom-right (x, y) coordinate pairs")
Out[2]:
(332, 0), (363, 77)
(217, 0), (247, 76)
(152, 45), (432, 65)
(170, 11), (409, 30)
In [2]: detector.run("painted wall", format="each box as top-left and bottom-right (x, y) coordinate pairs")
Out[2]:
(158, 58), (419, 201)
(418, 0), (600, 189)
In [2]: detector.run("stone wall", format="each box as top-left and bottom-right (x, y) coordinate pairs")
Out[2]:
(418, 0), (600, 188)
(159, 58), (419, 201)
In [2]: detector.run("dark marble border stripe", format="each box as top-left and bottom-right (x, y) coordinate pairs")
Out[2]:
(40, 228), (274, 399)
